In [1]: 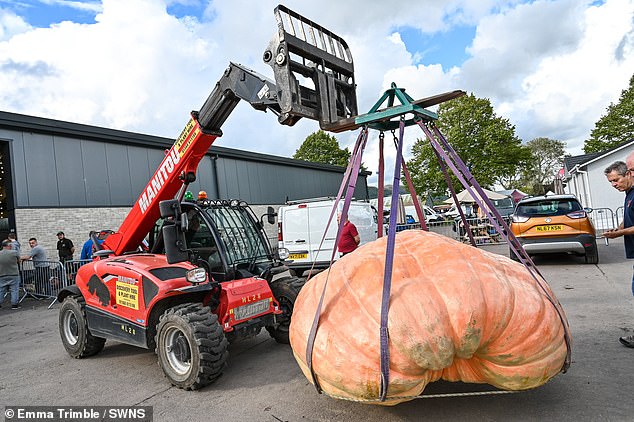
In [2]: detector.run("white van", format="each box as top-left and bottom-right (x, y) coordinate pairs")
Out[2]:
(277, 199), (378, 274)
(404, 205), (444, 223)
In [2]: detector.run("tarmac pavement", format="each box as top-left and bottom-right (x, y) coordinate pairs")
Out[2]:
(1, 239), (633, 421)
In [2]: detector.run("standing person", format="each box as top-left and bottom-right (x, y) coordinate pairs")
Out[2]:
(603, 157), (634, 348)
(0, 239), (21, 309)
(22, 238), (49, 286)
(337, 212), (360, 256)
(80, 231), (97, 260)
(56, 231), (74, 263)
(8, 232), (20, 254)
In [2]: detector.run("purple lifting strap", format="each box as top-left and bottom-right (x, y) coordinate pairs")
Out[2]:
(305, 127), (369, 393)
(378, 119), (406, 401)
(418, 120), (571, 371)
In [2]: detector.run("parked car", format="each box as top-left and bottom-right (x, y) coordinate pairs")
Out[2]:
(509, 194), (598, 264)
(277, 199), (378, 275)
(491, 196), (515, 218)
(444, 203), (474, 219)
(404, 205), (445, 223)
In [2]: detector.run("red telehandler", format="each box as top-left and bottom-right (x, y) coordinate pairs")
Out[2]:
(56, 5), (357, 390)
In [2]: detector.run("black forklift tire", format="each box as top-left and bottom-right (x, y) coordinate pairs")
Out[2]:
(155, 303), (228, 390)
(59, 296), (106, 358)
(585, 240), (599, 264)
(266, 278), (301, 344)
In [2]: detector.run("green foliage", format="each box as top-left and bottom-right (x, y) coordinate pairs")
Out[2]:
(519, 138), (567, 195)
(293, 130), (351, 167)
(407, 93), (530, 197)
(584, 74), (634, 153)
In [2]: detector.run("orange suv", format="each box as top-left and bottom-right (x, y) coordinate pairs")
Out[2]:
(509, 194), (598, 264)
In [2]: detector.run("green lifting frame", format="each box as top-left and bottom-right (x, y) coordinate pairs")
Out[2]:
(356, 83), (438, 131)
(323, 85), (465, 133)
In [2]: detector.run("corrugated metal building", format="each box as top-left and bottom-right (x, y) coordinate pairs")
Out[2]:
(0, 111), (368, 257)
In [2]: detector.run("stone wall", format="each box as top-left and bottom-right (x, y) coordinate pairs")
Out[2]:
(14, 204), (281, 260)
(14, 207), (131, 260)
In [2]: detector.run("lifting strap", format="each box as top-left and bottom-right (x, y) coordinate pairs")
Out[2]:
(418, 120), (571, 371)
(305, 127), (369, 393)
(304, 114), (571, 403)
(378, 118), (406, 400)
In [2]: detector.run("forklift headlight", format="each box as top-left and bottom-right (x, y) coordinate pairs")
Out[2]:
(186, 267), (207, 284)
(277, 247), (289, 260)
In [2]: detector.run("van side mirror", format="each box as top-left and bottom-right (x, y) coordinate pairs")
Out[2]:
(584, 207), (593, 213)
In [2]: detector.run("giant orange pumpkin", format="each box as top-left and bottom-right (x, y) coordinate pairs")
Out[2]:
(289, 230), (570, 405)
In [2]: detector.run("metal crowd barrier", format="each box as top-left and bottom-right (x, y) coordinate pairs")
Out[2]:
(18, 259), (91, 308)
(384, 216), (510, 245)
(589, 207), (617, 238)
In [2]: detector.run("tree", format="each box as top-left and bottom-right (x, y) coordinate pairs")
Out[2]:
(584, 74), (634, 153)
(407, 93), (530, 197)
(519, 138), (567, 195)
(293, 130), (351, 167)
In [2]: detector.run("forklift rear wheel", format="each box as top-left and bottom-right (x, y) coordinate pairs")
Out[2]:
(266, 279), (300, 344)
(156, 303), (228, 390)
(59, 296), (105, 358)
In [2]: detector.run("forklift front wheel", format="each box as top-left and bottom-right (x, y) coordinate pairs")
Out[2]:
(156, 303), (228, 390)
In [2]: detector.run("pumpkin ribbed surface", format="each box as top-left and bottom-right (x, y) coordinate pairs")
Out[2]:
(289, 230), (569, 405)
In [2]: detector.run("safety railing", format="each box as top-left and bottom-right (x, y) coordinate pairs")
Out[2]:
(615, 206), (624, 228)
(448, 216), (510, 245)
(589, 207), (617, 238)
(18, 259), (91, 308)
(386, 216), (511, 245)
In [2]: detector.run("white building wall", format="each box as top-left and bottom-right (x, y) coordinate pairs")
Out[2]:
(587, 154), (630, 211)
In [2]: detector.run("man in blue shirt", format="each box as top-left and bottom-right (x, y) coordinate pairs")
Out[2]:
(604, 156), (634, 348)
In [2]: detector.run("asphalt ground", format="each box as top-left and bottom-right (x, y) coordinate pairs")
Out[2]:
(1, 239), (633, 422)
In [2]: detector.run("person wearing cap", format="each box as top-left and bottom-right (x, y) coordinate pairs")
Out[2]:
(80, 231), (104, 260)
(0, 239), (21, 309)
(56, 231), (75, 263)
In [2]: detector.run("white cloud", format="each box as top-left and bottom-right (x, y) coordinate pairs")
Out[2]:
(0, 7), (31, 41)
(0, 0), (632, 187)
(40, 0), (102, 13)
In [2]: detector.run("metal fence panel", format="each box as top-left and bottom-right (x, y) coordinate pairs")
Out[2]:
(589, 207), (616, 237)
(386, 216), (510, 246)
(18, 259), (90, 308)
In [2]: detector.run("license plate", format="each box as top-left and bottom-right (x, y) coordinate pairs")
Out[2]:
(536, 225), (563, 232)
(234, 299), (270, 321)
(289, 253), (308, 260)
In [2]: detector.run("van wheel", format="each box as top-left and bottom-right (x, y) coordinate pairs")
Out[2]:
(585, 241), (599, 264)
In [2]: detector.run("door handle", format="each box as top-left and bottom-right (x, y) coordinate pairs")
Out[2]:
(295, 239), (306, 243)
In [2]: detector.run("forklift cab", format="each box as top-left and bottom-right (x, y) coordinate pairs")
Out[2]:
(150, 200), (275, 282)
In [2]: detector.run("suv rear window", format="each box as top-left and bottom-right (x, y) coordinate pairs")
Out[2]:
(515, 199), (582, 217)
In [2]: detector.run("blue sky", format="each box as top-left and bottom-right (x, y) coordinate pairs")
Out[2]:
(0, 0), (633, 185)
(5, 1), (479, 69)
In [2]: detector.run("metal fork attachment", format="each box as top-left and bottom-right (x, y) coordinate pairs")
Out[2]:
(263, 5), (358, 130)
